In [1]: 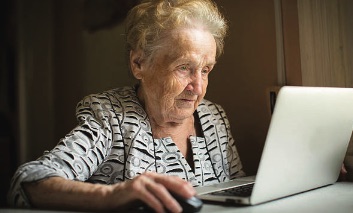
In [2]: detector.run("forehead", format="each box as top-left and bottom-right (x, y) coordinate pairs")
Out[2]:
(157, 27), (217, 64)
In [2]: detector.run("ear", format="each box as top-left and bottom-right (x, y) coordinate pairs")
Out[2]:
(130, 50), (144, 80)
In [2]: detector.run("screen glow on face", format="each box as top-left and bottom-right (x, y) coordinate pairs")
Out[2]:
(140, 27), (217, 123)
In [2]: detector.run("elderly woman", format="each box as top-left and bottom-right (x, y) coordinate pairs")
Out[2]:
(8, 0), (245, 212)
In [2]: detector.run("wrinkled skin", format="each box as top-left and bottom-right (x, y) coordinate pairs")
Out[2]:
(23, 26), (218, 213)
(130, 26), (217, 126)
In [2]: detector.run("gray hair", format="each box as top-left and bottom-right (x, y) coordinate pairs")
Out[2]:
(125, 0), (228, 62)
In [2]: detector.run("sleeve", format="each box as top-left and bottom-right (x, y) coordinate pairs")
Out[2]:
(7, 93), (114, 207)
(220, 104), (246, 179)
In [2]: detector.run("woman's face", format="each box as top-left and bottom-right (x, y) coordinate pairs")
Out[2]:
(134, 27), (217, 123)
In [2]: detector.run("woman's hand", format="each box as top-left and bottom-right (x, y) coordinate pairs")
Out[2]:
(24, 172), (195, 213)
(108, 172), (196, 213)
(339, 164), (348, 181)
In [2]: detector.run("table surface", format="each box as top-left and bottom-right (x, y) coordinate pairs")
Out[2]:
(1, 182), (352, 213)
(200, 182), (353, 213)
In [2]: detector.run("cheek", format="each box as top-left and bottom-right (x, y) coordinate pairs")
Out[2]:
(143, 72), (186, 105)
(202, 79), (209, 93)
(142, 75), (159, 95)
(198, 81), (208, 99)
(161, 77), (188, 99)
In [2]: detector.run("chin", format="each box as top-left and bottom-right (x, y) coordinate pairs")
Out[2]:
(170, 110), (195, 121)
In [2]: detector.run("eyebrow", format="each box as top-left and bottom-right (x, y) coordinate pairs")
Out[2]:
(173, 58), (217, 67)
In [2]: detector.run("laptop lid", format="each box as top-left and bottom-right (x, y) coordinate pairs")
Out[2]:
(198, 86), (353, 205)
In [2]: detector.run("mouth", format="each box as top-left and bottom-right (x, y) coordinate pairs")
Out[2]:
(179, 98), (197, 103)
(175, 97), (198, 109)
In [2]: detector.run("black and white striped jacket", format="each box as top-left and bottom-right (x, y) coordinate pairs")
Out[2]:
(8, 86), (244, 207)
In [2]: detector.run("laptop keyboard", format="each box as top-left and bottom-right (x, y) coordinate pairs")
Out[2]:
(210, 183), (254, 197)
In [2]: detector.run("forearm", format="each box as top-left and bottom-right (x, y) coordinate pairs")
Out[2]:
(22, 172), (195, 213)
(23, 177), (116, 211)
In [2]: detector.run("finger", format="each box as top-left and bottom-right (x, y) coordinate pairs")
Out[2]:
(130, 175), (165, 213)
(341, 164), (347, 174)
(146, 181), (182, 213)
(140, 188), (166, 213)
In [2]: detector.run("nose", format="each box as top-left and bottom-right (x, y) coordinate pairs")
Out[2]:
(186, 70), (203, 95)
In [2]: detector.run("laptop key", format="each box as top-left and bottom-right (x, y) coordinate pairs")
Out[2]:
(210, 183), (254, 197)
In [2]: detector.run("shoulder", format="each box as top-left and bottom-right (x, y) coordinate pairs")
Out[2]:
(77, 86), (136, 105)
(76, 86), (138, 111)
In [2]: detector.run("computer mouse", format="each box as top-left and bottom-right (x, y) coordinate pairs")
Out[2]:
(138, 191), (203, 213)
(169, 191), (203, 212)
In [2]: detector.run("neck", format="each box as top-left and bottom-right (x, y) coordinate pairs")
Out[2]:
(137, 84), (188, 125)
(150, 116), (196, 139)
(136, 84), (197, 138)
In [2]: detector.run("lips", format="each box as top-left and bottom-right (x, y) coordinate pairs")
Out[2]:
(178, 98), (197, 102)
(175, 97), (197, 107)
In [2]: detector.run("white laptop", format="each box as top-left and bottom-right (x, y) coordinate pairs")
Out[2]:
(197, 86), (353, 205)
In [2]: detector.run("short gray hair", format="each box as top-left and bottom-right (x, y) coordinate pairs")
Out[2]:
(125, 0), (228, 62)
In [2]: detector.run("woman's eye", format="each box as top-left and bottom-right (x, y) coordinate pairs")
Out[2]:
(177, 65), (189, 72)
